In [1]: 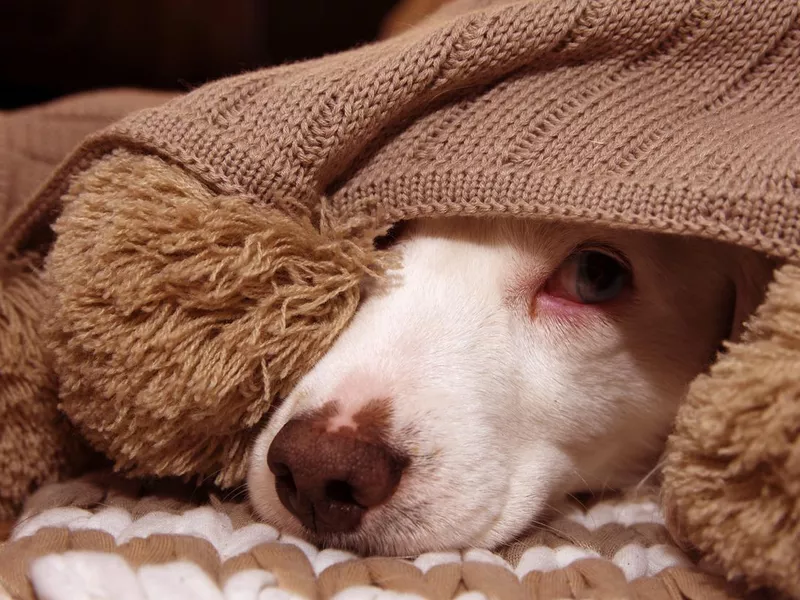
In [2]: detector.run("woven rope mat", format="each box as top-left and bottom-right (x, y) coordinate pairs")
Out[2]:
(0, 474), (753, 600)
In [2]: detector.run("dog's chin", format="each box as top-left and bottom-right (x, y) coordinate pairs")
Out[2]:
(249, 499), (530, 557)
(248, 468), (550, 556)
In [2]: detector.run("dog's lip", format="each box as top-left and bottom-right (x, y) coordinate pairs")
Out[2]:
(320, 490), (510, 555)
(257, 457), (519, 556)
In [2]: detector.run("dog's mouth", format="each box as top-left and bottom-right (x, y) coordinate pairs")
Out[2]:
(284, 496), (508, 557)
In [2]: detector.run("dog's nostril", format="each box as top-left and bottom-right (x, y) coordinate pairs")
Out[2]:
(275, 472), (297, 494)
(270, 461), (297, 491)
(266, 412), (408, 534)
(325, 479), (359, 506)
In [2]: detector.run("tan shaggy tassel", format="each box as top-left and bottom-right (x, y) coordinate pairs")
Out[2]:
(663, 262), (800, 598)
(46, 151), (392, 488)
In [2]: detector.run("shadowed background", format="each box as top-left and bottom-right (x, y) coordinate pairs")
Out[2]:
(0, 0), (450, 109)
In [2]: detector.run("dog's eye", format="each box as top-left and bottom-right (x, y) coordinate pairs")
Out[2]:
(546, 248), (631, 304)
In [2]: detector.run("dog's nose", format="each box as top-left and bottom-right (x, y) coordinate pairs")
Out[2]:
(266, 410), (407, 534)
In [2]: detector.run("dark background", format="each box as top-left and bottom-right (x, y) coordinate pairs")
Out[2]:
(0, 0), (402, 109)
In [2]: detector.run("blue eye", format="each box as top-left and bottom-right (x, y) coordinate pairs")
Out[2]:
(548, 249), (631, 304)
(575, 250), (630, 303)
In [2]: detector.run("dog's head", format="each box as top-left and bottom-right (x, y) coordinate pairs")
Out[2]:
(248, 217), (773, 555)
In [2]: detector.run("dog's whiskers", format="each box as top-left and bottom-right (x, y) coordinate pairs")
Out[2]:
(632, 458), (665, 494)
(222, 483), (249, 502)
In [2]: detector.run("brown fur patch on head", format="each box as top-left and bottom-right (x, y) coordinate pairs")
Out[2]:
(296, 398), (393, 444)
(353, 398), (393, 438)
(45, 150), (392, 488)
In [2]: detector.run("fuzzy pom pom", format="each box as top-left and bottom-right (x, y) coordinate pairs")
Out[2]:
(663, 262), (800, 597)
(46, 152), (390, 487)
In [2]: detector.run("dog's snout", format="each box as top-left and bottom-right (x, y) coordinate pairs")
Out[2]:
(266, 407), (407, 534)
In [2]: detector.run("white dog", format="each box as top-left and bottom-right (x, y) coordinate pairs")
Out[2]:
(248, 217), (773, 556)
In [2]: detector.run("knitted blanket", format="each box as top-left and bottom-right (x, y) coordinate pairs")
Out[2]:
(6, 0), (798, 259)
(0, 88), (175, 227)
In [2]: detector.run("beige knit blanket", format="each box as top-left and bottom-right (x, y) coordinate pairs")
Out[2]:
(0, 89), (175, 226)
(6, 0), (799, 259)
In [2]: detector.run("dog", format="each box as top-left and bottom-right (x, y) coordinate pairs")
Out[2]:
(248, 216), (774, 556)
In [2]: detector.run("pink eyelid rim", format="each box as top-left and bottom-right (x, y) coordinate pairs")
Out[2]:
(503, 245), (634, 317)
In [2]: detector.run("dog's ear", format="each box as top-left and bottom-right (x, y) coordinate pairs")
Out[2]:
(724, 250), (777, 342)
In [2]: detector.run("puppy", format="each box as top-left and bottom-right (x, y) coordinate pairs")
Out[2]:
(248, 217), (773, 556)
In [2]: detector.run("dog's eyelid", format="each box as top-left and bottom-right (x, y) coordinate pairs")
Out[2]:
(572, 241), (632, 272)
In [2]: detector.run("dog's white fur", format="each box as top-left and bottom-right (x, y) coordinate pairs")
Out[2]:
(249, 217), (772, 556)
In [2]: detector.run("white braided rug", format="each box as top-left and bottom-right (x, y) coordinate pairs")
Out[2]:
(0, 474), (747, 600)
